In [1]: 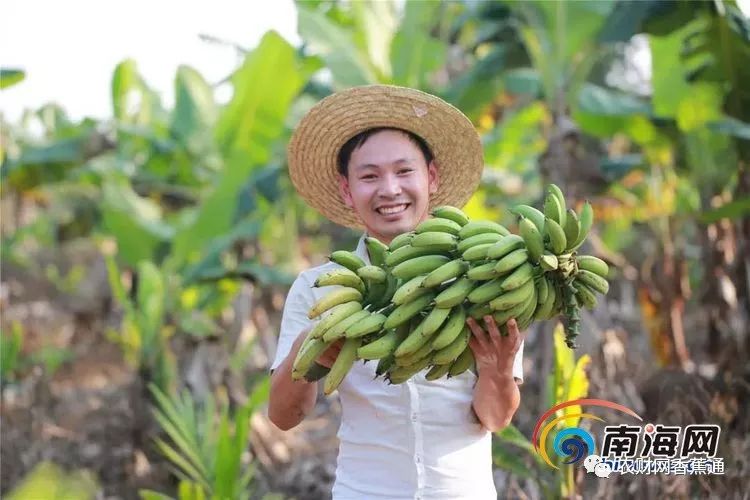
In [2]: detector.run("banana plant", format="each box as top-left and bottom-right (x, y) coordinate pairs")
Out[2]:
(492, 323), (590, 499)
(140, 378), (270, 500)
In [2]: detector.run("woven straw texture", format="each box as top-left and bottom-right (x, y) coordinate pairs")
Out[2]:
(287, 84), (484, 229)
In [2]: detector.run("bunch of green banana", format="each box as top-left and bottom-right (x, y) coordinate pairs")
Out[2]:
(295, 191), (610, 389)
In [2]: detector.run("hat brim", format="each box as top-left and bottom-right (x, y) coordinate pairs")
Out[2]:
(288, 85), (484, 230)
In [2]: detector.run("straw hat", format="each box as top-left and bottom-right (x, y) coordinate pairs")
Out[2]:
(287, 84), (484, 229)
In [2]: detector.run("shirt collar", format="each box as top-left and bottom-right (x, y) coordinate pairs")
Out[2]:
(355, 233), (371, 265)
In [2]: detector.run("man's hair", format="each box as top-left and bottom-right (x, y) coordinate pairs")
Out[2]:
(336, 127), (434, 177)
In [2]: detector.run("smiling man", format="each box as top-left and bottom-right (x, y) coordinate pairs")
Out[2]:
(269, 85), (525, 500)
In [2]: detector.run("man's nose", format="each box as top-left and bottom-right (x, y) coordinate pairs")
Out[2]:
(379, 173), (402, 197)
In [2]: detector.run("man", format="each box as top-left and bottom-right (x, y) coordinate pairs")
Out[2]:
(269, 85), (524, 500)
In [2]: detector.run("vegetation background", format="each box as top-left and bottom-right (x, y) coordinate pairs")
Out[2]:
(1, 0), (748, 498)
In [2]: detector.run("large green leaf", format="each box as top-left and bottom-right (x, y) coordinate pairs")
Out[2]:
(297, 5), (377, 87)
(6, 462), (99, 500)
(172, 65), (217, 153)
(699, 196), (750, 223)
(390, 0), (447, 88)
(112, 59), (139, 121)
(0, 68), (25, 89)
(351, 0), (398, 80)
(441, 47), (507, 122)
(101, 178), (173, 266)
(173, 32), (314, 268)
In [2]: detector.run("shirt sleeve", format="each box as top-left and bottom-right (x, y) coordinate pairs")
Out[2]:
(270, 272), (315, 372)
(513, 340), (524, 384)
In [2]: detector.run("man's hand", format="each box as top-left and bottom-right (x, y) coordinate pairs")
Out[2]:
(466, 315), (524, 432)
(289, 329), (343, 370)
(466, 316), (524, 377)
(316, 339), (344, 369)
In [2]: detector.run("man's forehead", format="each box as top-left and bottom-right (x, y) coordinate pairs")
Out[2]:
(352, 157), (418, 170)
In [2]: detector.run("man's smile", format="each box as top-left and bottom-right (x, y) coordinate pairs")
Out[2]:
(375, 203), (410, 216)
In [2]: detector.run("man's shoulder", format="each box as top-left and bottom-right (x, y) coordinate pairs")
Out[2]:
(297, 260), (348, 284)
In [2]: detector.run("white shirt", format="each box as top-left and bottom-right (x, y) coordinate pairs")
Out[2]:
(271, 235), (524, 500)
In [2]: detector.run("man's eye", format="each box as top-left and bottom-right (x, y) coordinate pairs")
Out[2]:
(361, 175), (376, 180)
(399, 169), (413, 175)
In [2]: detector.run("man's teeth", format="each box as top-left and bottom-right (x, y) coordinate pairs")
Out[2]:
(378, 204), (408, 215)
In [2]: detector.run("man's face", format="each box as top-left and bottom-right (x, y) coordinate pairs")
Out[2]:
(339, 130), (439, 244)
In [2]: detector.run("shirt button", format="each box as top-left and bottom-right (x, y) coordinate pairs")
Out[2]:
(416, 455), (421, 463)
(411, 413), (417, 422)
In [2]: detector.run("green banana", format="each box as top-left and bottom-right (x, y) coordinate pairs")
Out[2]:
(329, 250), (367, 272)
(322, 309), (371, 342)
(425, 361), (453, 381)
(434, 277), (475, 308)
(387, 355), (432, 384)
(563, 208), (580, 248)
(520, 217), (544, 264)
(456, 232), (504, 254)
(303, 362), (330, 382)
(536, 275), (549, 305)
(324, 337), (362, 395)
(432, 326), (471, 365)
(431, 206), (470, 226)
(462, 243), (495, 262)
(576, 269), (609, 294)
(345, 312), (387, 338)
(415, 217), (462, 235)
(467, 278), (505, 304)
(534, 279), (558, 319)
(375, 354), (395, 377)
(492, 300), (528, 326)
(569, 201), (593, 251)
(494, 248), (529, 274)
(547, 184), (567, 223)
(544, 193), (565, 227)
(392, 275), (429, 305)
(458, 220), (510, 239)
(487, 234), (525, 260)
(370, 273), (398, 309)
(448, 346), (475, 378)
(358, 325), (409, 360)
(395, 340), (434, 367)
(292, 338), (332, 380)
(365, 237), (389, 267)
(573, 280), (598, 309)
(510, 205), (545, 232)
(544, 217), (567, 254)
(314, 269), (365, 294)
(431, 307), (467, 350)
(422, 259), (468, 288)
(420, 305), (452, 336)
(515, 289), (538, 331)
(489, 278), (535, 311)
(386, 244), (449, 267)
(576, 255), (609, 278)
(501, 262), (534, 291)
(308, 287), (363, 319)
(357, 265), (387, 283)
(309, 301), (363, 339)
(383, 292), (435, 330)
(411, 231), (457, 251)
(468, 302), (493, 319)
(540, 252), (559, 271)
(393, 319), (431, 358)
(466, 261), (500, 281)
(391, 255), (451, 280)
(389, 232), (414, 251)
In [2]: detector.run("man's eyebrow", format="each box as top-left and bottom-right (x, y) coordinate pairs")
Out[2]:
(354, 158), (416, 170)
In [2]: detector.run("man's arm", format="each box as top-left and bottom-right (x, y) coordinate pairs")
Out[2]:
(466, 317), (524, 433)
(268, 330), (343, 431)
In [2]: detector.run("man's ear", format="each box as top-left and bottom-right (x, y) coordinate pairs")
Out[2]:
(427, 160), (440, 196)
(338, 174), (354, 208)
